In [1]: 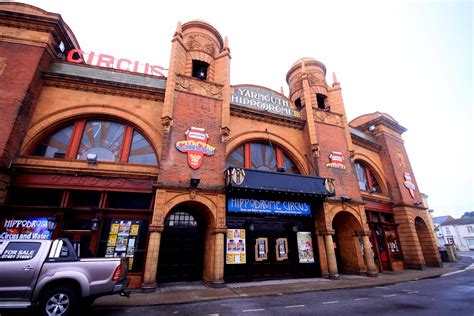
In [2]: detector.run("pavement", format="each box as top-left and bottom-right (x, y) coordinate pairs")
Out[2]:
(94, 254), (474, 308)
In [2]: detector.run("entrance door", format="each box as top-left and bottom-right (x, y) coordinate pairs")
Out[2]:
(251, 233), (293, 280)
(374, 225), (391, 271)
(157, 211), (204, 283)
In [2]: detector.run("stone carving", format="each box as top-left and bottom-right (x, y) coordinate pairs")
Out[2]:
(185, 33), (217, 56)
(186, 35), (201, 50)
(0, 57), (6, 76)
(291, 79), (303, 92)
(203, 43), (215, 55)
(311, 143), (320, 158)
(308, 73), (321, 85)
(314, 109), (343, 126)
(221, 127), (230, 142)
(176, 75), (193, 91)
(202, 81), (222, 98)
(396, 149), (406, 167)
(176, 75), (223, 99)
(161, 116), (172, 134)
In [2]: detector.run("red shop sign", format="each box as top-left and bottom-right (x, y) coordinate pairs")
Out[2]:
(67, 49), (167, 77)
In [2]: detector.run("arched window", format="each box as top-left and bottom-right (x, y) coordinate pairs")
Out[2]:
(165, 211), (198, 227)
(355, 161), (382, 193)
(226, 142), (299, 174)
(32, 119), (157, 165)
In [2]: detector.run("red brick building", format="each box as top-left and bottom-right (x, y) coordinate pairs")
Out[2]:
(0, 3), (441, 290)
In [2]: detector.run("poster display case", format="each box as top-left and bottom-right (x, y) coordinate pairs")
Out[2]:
(297, 232), (315, 263)
(226, 229), (246, 264)
(275, 238), (288, 261)
(255, 237), (268, 261)
(105, 219), (142, 270)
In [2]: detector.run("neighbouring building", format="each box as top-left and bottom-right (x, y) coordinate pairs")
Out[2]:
(441, 218), (474, 251)
(433, 215), (454, 246)
(0, 3), (442, 290)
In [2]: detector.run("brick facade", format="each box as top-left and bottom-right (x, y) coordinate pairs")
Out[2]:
(0, 3), (441, 289)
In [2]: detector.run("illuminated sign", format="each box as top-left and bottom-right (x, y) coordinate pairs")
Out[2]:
(228, 198), (311, 216)
(176, 127), (216, 169)
(231, 85), (300, 118)
(66, 49), (167, 77)
(1, 218), (52, 240)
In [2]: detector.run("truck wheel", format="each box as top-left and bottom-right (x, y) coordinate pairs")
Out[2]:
(40, 286), (78, 316)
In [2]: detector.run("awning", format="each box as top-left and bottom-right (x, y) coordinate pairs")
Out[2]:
(224, 168), (335, 197)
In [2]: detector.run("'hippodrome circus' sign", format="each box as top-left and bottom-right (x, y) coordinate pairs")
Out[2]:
(231, 85), (300, 118)
(176, 127), (215, 169)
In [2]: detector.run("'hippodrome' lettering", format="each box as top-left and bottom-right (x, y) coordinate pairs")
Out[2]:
(230, 86), (300, 118)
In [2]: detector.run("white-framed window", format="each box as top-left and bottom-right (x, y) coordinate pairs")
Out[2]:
(454, 226), (460, 236)
(467, 238), (474, 249)
(445, 227), (451, 235)
(467, 226), (474, 234)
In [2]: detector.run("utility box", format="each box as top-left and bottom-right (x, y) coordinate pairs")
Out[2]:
(445, 244), (458, 262)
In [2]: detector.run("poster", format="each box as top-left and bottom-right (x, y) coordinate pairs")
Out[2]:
(255, 238), (268, 261)
(276, 238), (288, 261)
(226, 229), (246, 264)
(297, 232), (315, 263)
(106, 219), (141, 270)
(1, 218), (52, 240)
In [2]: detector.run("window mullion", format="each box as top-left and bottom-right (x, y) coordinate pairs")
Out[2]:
(276, 147), (283, 168)
(244, 143), (251, 168)
(120, 126), (134, 162)
(66, 120), (85, 159)
(365, 166), (374, 191)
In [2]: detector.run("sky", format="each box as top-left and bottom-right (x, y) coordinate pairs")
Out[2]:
(17, 0), (473, 218)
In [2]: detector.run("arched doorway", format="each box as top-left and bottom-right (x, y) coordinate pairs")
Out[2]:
(332, 211), (364, 274)
(157, 208), (205, 283)
(415, 217), (439, 267)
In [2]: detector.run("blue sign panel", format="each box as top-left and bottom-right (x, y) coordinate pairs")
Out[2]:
(228, 198), (311, 216)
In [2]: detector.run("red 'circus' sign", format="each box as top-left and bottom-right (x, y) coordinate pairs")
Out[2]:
(176, 127), (215, 169)
(66, 49), (167, 77)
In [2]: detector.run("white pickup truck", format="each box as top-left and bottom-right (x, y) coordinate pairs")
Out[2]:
(0, 238), (129, 316)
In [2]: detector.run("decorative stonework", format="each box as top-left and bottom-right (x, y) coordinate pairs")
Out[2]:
(396, 149), (406, 167)
(217, 194), (226, 227)
(311, 143), (320, 157)
(290, 79), (303, 94)
(220, 127), (230, 142)
(184, 33), (218, 56)
(314, 109), (343, 127)
(176, 75), (223, 99)
(230, 105), (304, 130)
(43, 78), (164, 101)
(0, 57), (6, 76)
(308, 72), (327, 87)
(161, 116), (172, 134)
(176, 75), (193, 91)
